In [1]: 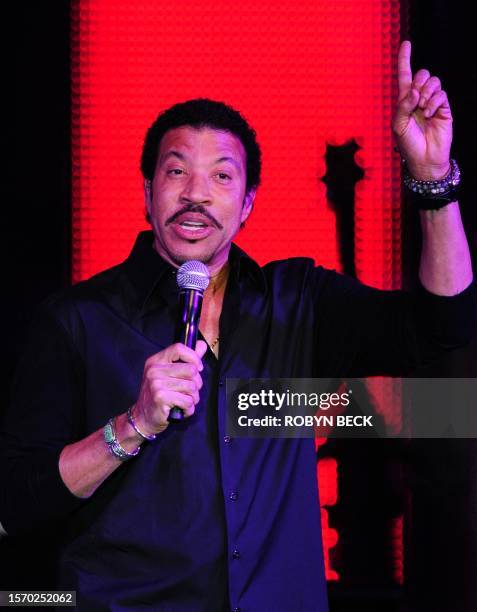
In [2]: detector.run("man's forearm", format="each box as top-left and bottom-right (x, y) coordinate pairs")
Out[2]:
(59, 412), (144, 499)
(419, 201), (473, 296)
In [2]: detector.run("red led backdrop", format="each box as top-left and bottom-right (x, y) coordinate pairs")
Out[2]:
(71, 0), (403, 583)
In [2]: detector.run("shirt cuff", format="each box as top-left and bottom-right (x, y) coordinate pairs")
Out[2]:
(2, 447), (85, 536)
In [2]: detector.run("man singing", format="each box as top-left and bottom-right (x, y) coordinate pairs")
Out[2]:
(1, 41), (475, 611)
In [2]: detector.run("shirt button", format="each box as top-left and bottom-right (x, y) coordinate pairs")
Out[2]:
(232, 549), (241, 560)
(229, 491), (239, 501)
(218, 379), (224, 387)
(232, 608), (241, 612)
(223, 436), (231, 443)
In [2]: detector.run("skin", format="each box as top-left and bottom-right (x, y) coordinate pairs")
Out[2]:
(392, 41), (472, 295)
(145, 125), (255, 276)
(59, 127), (256, 497)
(59, 40), (473, 498)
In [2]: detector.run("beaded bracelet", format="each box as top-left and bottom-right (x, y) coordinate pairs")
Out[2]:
(104, 417), (141, 461)
(401, 158), (461, 210)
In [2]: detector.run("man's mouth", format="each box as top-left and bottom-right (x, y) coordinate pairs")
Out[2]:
(178, 220), (209, 232)
(170, 213), (215, 240)
(167, 207), (222, 230)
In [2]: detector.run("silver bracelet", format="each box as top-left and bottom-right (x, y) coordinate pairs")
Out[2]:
(104, 417), (141, 461)
(402, 158), (461, 210)
(402, 158), (460, 194)
(127, 405), (157, 441)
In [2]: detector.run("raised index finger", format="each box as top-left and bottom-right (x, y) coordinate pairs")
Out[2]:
(397, 40), (412, 100)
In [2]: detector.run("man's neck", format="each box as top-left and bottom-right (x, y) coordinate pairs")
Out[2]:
(206, 262), (230, 297)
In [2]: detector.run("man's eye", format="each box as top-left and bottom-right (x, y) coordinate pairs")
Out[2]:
(167, 168), (185, 176)
(216, 173), (231, 181)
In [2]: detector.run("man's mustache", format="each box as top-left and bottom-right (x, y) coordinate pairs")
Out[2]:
(166, 205), (223, 230)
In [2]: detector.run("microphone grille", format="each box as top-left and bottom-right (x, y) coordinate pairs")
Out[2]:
(176, 260), (210, 291)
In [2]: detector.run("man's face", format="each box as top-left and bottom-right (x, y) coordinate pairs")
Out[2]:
(145, 126), (255, 271)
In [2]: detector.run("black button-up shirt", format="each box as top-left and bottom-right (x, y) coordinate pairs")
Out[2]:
(1, 231), (475, 611)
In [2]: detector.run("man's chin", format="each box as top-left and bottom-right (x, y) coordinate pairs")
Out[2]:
(173, 253), (213, 266)
(153, 233), (231, 268)
(165, 244), (217, 267)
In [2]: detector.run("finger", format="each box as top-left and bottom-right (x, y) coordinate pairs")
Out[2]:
(152, 377), (200, 404)
(397, 40), (413, 100)
(192, 370), (203, 390)
(152, 389), (196, 416)
(418, 76), (441, 108)
(150, 361), (201, 382)
(412, 68), (431, 91)
(393, 86), (420, 127)
(168, 343), (204, 371)
(145, 362), (199, 389)
(422, 90), (452, 119)
(166, 391), (196, 418)
(148, 343), (204, 370)
(195, 340), (208, 359)
(166, 343), (204, 368)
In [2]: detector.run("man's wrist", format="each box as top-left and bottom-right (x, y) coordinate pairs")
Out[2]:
(406, 161), (451, 182)
(115, 412), (145, 450)
(127, 404), (158, 441)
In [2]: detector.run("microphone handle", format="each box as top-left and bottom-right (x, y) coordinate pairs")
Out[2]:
(168, 289), (204, 422)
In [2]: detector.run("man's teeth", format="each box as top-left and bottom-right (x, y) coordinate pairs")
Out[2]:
(180, 221), (207, 231)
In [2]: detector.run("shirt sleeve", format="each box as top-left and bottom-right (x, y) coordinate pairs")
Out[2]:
(312, 269), (477, 377)
(0, 299), (86, 535)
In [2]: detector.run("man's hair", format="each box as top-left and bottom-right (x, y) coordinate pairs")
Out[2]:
(140, 98), (262, 194)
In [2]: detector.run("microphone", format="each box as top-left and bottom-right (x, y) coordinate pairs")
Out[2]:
(168, 260), (210, 422)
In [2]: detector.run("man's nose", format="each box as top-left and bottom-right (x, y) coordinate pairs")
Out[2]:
(180, 172), (211, 204)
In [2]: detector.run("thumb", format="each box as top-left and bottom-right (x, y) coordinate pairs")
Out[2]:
(195, 339), (208, 359)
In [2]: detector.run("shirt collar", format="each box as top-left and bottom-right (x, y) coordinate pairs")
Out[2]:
(227, 241), (268, 293)
(123, 231), (267, 314)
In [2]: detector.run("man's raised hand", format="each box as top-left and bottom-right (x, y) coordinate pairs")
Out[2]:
(392, 40), (453, 180)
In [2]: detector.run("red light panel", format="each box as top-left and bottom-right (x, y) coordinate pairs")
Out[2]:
(71, 0), (403, 583)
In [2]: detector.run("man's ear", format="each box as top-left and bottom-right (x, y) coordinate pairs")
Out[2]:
(241, 188), (257, 225)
